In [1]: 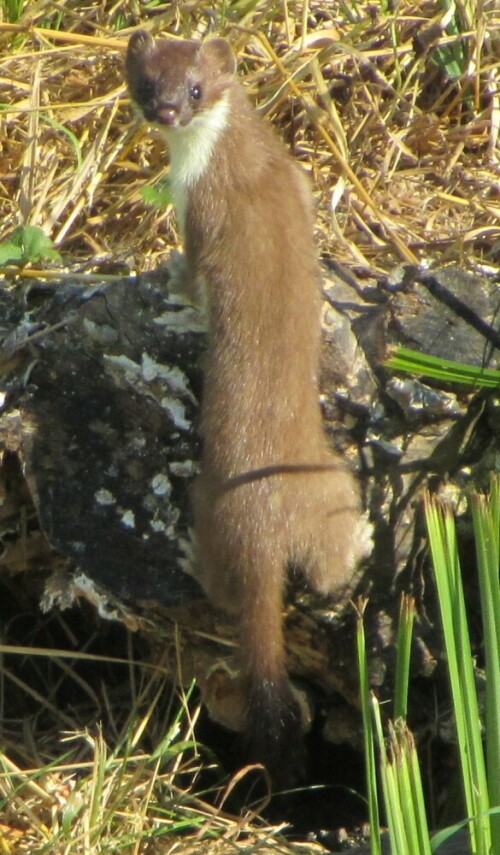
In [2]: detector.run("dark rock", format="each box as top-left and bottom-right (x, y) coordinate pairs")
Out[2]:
(0, 261), (498, 742)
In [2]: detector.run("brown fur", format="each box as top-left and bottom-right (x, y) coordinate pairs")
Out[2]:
(126, 32), (372, 773)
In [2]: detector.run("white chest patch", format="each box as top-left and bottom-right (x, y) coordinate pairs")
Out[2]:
(160, 92), (230, 234)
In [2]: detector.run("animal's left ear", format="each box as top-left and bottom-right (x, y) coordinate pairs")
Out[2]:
(199, 37), (237, 76)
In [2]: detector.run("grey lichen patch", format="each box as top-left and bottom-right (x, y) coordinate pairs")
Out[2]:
(120, 509), (136, 529)
(104, 353), (141, 380)
(82, 317), (118, 346)
(150, 473), (172, 497)
(142, 474), (180, 541)
(42, 570), (143, 629)
(153, 306), (206, 334)
(95, 488), (116, 506)
(103, 351), (195, 433)
(169, 460), (198, 478)
(150, 518), (168, 534)
(149, 512), (179, 538)
(161, 398), (190, 431)
(141, 353), (195, 401)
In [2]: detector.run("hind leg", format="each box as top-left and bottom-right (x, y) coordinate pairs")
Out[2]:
(289, 467), (372, 596)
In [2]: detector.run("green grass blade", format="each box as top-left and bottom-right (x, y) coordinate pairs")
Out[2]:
(404, 726), (432, 855)
(378, 719), (432, 855)
(394, 595), (415, 720)
(431, 818), (470, 852)
(372, 702), (410, 855)
(470, 480), (500, 849)
(355, 600), (382, 855)
(425, 493), (491, 855)
(386, 347), (500, 388)
(367, 599), (433, 855)
(393, 724), (422, 852)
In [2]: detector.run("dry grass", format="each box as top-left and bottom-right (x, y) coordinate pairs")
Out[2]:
(0, 585), (301, 853)
(0, 0), (498, 278)
(1, 0), (500, 850)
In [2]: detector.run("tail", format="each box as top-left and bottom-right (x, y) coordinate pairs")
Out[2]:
(237, 541), (305, 783)
(193, 475), (306, 782)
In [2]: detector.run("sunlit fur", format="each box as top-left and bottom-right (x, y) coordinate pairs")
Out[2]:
(126, 32), (372, 777)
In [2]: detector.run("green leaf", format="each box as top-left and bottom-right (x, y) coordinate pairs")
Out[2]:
(140, 180), (173, 210)
(0, 241), (24, 264)
(0, 225), (61, 265)
(15, 225), (61, 262)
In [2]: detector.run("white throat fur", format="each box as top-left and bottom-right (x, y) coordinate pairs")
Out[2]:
(160, 91), (230, 233)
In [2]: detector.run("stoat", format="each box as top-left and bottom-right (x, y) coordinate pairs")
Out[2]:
(126, 31), (372, 773)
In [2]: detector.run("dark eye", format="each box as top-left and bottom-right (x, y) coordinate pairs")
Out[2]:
(136, 77), (156, 103)
(189, 83), (202, 101)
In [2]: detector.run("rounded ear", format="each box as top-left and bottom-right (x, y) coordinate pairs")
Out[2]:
(199, 37), (237, 76)
(127, 30), (155, 59)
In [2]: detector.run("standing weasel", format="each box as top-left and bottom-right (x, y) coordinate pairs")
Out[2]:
(126, 32), (372, 771)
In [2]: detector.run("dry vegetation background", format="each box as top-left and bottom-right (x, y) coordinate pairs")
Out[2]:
(1, 0), (499, 276)
(0, 0), (499, 852)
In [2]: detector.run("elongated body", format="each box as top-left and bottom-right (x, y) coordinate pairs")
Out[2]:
(126, 32), (372, 772)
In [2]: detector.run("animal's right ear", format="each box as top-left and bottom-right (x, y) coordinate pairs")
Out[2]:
(126, 30), (155, 59)
(199, 37), (237, 76)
